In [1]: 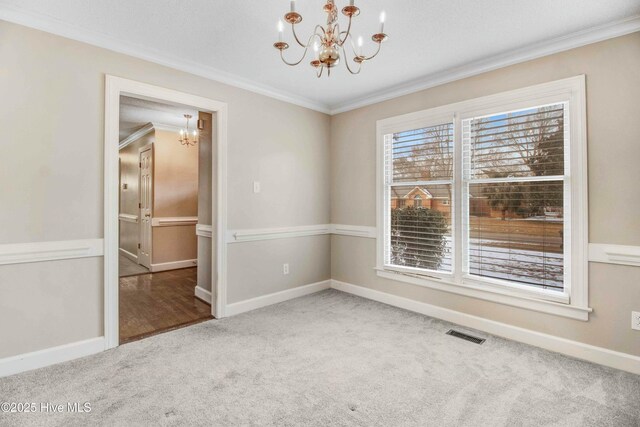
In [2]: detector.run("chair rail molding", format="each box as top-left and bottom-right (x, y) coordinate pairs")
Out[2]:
(118, 213), (138, 223)
(330, 224), (377, 238)
(227, 224), (331, 243)
(225, 224), (377, 243)
(589, 243), (640, 267)
(196, 224), (213, 238)
(0, 239), (104, 266)
(151, 217), (198, 227)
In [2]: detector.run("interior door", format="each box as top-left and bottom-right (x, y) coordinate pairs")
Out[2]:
(138, 146), (153, 268)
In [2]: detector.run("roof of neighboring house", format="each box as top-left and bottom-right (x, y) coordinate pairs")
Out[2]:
(391, 185), (447, 199)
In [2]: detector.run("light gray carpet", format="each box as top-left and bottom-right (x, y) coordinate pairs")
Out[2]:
(1, 289), (639, 426)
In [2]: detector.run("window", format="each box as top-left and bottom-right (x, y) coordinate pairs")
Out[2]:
(376, 77), (589, 320)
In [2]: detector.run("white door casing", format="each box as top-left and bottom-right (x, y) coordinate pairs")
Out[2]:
(104, 75), (228, 350)
(138, 144), (153, 268)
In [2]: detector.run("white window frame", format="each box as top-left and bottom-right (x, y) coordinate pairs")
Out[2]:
(376, 76), (591, 321)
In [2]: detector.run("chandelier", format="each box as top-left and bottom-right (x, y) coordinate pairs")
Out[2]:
(178, 114), (198, 147)
(273, 0), (388, 77)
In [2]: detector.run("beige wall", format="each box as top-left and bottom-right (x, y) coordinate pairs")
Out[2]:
(152, 129), (198, 218)
(330, 33), (640, 357)
(151, 128), (199, 265)
(0, 21), (331, 358)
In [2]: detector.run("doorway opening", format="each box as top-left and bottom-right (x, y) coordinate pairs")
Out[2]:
(117, 97), (212, 343)
(104, 76), (228, 349)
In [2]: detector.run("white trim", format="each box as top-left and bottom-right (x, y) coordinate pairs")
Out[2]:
(0, 337), (105, 378)
(227, 224), (331, 243)
(196, 224), (213, 238)
(0, 239), (103, 266)
(330, 280), (640, 375)
(2, 6), (638, 116)
(118, 122), (153, 149)
(0, 6), (329, 114)
(151, 216), (198, 227)
(589, 243), (640, 267)
(375, 269), (590, 321)
(225, 224), (377, 242)
(330, 15), (640, 114)
(194, 285), (212, 304)
(118, 213), (138, 223)
(330, 224), (377, 239)
(150, 122), (182, 133)
(150, 259), (197, 272)
(226, 280), (331, 316)
(118, 247), (138, 262)
(104, 75), (229, 350)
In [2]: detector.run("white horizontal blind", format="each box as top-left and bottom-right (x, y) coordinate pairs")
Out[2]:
(385, 123), (454, 273)
(462, 103), (568, 292)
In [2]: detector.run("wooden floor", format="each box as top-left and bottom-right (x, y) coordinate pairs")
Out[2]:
(119, 267), (213, 343)
(119, 254), (150, 277)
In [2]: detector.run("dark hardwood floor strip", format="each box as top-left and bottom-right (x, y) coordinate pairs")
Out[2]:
(119, 267), (213, 343)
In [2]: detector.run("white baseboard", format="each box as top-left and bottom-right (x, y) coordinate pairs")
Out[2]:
(330, 280), (640, 375)
(226, 279), (331, 316)
(0, 337), (105, 378)
(195, 285), (212, 304)
(118, 247), (138, 262)
(150, 259), (197, 272)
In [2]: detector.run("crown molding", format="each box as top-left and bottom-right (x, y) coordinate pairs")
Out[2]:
(0, 6), (331, 115)
(2, 6), (638, 117)
(119, 122), (187, 149)
(329, 14), (640, 115)
(118, 122), (154, 150)
(150, 122), (183, 133)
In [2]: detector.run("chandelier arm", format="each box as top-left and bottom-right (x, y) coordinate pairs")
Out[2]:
(316, 65), (325, 78)
(280, 32), (324, 66)
(279, 48), (309, 66)
(291, 23), (307, 47)
(341, 46), (362, 75)
(292, 24), (327, 48)
(340, 32), (358, 57)
(361, 41), (382, 61)
(338, 17), (353, 46)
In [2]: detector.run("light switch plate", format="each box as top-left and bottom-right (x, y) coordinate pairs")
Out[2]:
(632, 311), (640, 331)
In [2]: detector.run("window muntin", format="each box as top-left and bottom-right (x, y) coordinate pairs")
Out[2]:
(463, 103), (568, 294)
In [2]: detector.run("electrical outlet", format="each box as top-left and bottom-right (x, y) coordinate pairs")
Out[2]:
(632, 311), (640, 331)
(283, 263), (289, 275)
(253, 181), (261, 193)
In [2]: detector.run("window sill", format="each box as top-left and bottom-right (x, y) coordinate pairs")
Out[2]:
(375, 268), (592, 321)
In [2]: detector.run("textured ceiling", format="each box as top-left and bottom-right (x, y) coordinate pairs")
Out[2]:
(1, 0), (639, 112)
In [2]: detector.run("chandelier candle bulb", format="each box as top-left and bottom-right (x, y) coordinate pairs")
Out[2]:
(380, 11), (386, 33)
(290, 0), (295, 12)
(357, 36), (363, 56)
(349, 0), (354, 5)
(278, 20), (283, 42)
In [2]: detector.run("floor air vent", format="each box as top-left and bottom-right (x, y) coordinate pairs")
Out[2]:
(446, 329), (486, 345)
